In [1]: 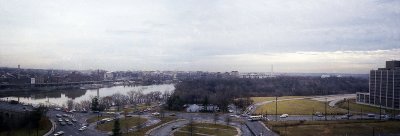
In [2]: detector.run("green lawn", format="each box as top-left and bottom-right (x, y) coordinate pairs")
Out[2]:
(86, 115), (113, 124)
(96, 117), (147, 132)
(174, 123), (238, 136)
(123, 117), (176, 136)
(255, 99), (347, 115)
(337, 99), (385, 114)
(0, 116), (52, 136)
(265, 120), (400, 136)
(251, 96), (305, 103)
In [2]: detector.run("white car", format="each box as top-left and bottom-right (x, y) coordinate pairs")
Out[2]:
(152, 112), (160, 116)
(79, 126), (87, 131)
(280, 114), (289, 118)
(54, 131), (64, 136)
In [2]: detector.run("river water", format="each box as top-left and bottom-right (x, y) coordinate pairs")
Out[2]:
(0, 84), (175, 106)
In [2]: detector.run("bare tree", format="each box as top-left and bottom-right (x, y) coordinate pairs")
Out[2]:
(213, 113), (218, 125)
(66, 99), (74, 110)
(188, 116), (195, 136)
(225, 116), (231, 126)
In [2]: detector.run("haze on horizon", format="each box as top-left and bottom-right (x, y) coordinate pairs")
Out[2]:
(0, 0), (399, 74)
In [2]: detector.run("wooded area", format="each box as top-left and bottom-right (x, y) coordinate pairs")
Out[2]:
(167, 76), (368, 111)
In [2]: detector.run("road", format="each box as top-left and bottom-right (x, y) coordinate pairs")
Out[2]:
(148, 112), (253, 136)
(148, 120), (189, 136)
(47, 110), (107, 136)
(246, 121), (277, 136)
(243, 94), (357, 136)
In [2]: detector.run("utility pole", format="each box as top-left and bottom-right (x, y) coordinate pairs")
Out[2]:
(379, 101), (382, 120)
(276, 96), (278, 121)
(312, 108), (314, 121)
(325, 97), (327, 121)
(347, 99), (350, 120)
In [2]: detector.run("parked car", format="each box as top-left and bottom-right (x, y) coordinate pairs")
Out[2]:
(79, 126), (87, 131)
(380, 114), (389, 119)
(82, 123), (89, 127)
(56, 114), (62, 117)
(54, 131), (64, 136)
(60, 122), (66, 126)
(367, 114), (376, 119)
(126, 114), (133, 117)
(171, 125), (179, 130)
(67, 121), (73, 125)
(72, 119), (77, 122)
(395, 115), (400, 120)
(152, 112), (160, 116)
(280, 114), (289, 118)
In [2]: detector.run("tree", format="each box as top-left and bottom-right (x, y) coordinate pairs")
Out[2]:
(31, 106), (47, 136)
(225, 116), (231, 126)
(213, 113), (219, 125)
(66, 99), (74, 110)
(112, 119), (122, 136)
(202, 96), (209, 111)
(188, 116), (195, 136)
(92, 97), (99, 111)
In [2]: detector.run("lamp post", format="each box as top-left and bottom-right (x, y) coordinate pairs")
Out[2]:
(275, 96), (278, 121)
(325, 97), (327, 121)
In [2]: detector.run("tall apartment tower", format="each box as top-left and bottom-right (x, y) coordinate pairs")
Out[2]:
(357, 60), (400, 109)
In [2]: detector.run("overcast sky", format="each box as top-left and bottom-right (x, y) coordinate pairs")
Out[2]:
(0, 0), (399, 73)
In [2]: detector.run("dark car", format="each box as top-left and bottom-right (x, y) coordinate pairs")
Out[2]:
(171, 125), (179, 130)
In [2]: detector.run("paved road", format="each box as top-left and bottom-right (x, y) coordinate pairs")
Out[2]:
(149, 120), (189, 136)
(48, 110), (107, 136)
(246, 121), (277, 136)
(165, 112), (254, 136)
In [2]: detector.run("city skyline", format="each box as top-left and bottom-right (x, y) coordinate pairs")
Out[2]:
(1, 0), (399, 73)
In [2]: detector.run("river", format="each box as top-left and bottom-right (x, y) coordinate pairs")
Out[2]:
(0, 84), (175, 106)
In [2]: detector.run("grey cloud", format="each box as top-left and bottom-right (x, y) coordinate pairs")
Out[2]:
(0, 0), (399, 72)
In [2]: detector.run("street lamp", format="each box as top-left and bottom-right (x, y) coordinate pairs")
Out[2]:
(325, 97), (327, 121)
(275, 96), (278, 121)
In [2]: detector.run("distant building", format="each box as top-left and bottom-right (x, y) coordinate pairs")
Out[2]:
(356, 60), (400, 110)
(104, 72), (114, 80)
(185, 104), (220, 112)
(231, 71), (240, 78)
(186, 104), (201, 112)
(321, 75), (331, 78)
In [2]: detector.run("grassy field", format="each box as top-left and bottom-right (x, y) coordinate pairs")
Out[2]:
(251, 96), (305, 103)
(174, 123), (238, 136)
(337, 99), (385, 114)
(86, 115), (113, 124)
(265, 120), (400, 136)
(96, 117), (147, 132)
(255, 99), (347, 115)
(0, 116), (52, 136)
(123, 117), (176, 136)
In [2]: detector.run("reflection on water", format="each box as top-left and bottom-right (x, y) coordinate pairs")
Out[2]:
(0, 84), (174, 106)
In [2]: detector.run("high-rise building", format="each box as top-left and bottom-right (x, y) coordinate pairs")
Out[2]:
(357, 60), (400, 110)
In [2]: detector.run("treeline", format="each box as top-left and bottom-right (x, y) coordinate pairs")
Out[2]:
(167, 76), (368, 111)
(0, 105), (49, 135)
